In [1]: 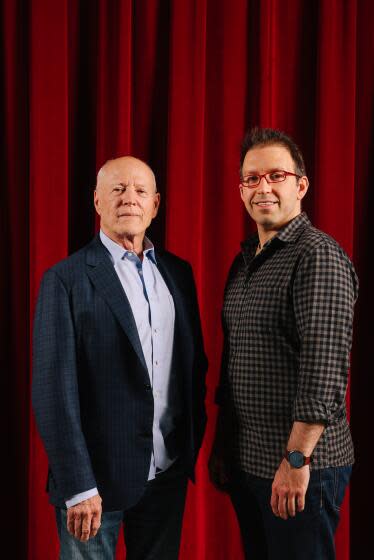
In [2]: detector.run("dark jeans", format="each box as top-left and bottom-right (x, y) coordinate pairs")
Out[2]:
(229, 466), (352, 560)
(55, 461), (188, 560)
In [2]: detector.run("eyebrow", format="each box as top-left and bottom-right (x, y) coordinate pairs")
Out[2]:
(243, 167), (286, 175)
(111, 182), (148, 188)
(110, 182), (158, 193)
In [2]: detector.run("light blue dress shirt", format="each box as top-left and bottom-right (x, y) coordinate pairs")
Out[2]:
(65, 231), (177, 508)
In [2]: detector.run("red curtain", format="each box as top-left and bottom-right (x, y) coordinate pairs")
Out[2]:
(2, 1), (373, 558)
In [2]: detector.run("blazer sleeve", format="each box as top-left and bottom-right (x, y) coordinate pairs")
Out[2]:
(32, 268), (97, 500)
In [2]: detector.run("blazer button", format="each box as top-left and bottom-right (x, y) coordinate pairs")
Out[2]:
(144, 383), (152, 390)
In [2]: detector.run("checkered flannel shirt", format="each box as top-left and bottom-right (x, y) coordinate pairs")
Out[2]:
(216, 212), (358, 478)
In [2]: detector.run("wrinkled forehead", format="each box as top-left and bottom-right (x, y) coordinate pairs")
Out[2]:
(98, 160), (156, 190)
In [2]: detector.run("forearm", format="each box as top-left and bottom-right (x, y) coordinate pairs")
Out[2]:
(271, 421), (324, 519)
(286, 421), (324, 457)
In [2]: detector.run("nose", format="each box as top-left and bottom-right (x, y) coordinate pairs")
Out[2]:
(256, 176), (272, 193)
(120, 187), (137, 204)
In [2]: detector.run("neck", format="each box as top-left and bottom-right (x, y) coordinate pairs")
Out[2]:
(257, 229), (276, 250)
(121, 235), (145, 257)
(256, 211), (301, 248)
(102, 228), (145, 257)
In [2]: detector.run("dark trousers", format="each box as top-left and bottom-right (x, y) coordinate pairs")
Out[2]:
(229, 466), (352, 560)
(56, 461), (188, 560)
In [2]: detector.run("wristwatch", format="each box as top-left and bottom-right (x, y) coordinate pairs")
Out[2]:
(284, 449), (311, 468)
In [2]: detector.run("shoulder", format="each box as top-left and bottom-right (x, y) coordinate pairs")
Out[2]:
(298, 225), (354, 267)
(41, 237), (98, 285)
(296, 225), (358, 296)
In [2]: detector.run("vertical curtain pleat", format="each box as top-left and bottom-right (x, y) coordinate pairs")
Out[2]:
(28, 1), (70, 558)
(29, 0), (70, 560)
(166, 0), (208, 268)
(96, 0), (133, 163)
(314, 0), (357, 253)
(68, 1), (98, 252)
(1, 1), (29, 558)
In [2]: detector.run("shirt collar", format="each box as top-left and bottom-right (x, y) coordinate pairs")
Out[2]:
(99, 230), (157, 264)
(276, 212), (311, 243)
(241, 212), (311, 262)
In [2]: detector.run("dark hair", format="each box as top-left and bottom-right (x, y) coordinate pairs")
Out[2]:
(240, 127), (306, 177)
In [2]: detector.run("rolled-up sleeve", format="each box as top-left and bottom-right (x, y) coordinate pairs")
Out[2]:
(293, 242), (358, 426)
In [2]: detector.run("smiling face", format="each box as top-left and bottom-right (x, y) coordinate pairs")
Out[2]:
(240, 144), (309, 234)
(94, 156), (160, 245)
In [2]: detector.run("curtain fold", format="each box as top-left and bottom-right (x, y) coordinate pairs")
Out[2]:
(28, 2), (70, 558)
(1, 2), (29, 559)
(1, 1), (372, 558)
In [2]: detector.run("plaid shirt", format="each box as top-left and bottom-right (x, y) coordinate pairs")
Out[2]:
(217, 213), (358, 478)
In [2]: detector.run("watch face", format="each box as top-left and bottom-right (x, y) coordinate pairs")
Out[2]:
(289, 451), (304, 468)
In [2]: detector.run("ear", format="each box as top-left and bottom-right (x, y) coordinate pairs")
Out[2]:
(297, 176), (309, 201)
(152, 192), (161, 218)
(239, 184), (246, 202)
(94, 189), (101, 215)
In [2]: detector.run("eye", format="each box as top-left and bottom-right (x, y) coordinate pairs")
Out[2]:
(246, 175), (259, 184)
(136, 188), (147, 195)
(269, 171), (285, 181)
(112, 186), (125, 194)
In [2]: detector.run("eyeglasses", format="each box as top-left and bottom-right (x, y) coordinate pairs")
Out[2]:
(240, 170), (301, 188)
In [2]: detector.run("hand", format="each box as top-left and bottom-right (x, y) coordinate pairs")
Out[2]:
(67, 494), (102, 541)
(270, 459), (310, 520)
(208, 451), (229, 492)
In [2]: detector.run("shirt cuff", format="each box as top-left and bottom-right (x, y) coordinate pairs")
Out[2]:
(65, 488), (99, 508)
(293, 399), (331, 426)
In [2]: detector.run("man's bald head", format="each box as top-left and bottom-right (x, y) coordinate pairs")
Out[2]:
(96, 156), (157, 193)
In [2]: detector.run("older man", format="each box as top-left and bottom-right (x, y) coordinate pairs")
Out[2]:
(32, 156), (207, 559)
(209, 128), (358, 560)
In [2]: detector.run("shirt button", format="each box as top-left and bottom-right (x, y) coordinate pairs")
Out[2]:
(138, 269), (143, 275)
(154, 361), (158, 366)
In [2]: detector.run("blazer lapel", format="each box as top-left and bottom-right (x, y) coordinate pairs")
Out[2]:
(85, 237), (148, 374)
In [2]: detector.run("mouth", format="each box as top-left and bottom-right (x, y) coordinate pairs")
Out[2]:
(118, 213), (141, 217)
(253, 201), (278, 207)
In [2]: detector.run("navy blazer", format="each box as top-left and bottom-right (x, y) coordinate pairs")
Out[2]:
(32, 235), (207, 511)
